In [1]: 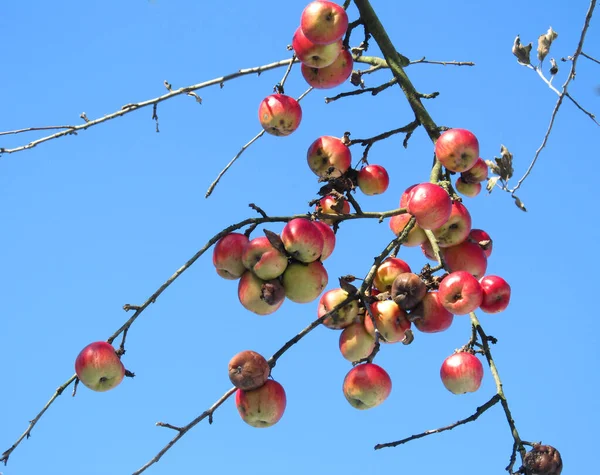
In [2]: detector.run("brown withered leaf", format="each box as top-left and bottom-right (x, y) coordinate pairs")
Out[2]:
(263, 229), (287, 255)
(537, 27), (559, 62)
(513, 35), (532, 65)
(338, 276), (358, 295)
(513, 195), (527, 212)
(486, 176), (500, 193)
(487, 145), (514, 183)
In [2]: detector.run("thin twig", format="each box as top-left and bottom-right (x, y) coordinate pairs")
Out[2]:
(325, 77), (398, 103)
(0, 125), (76, 137)
(581, 51), (600, 64)
(409, 57), (475, 66)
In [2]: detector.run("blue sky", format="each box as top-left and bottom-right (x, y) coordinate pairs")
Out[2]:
(1, 0), (598, 474)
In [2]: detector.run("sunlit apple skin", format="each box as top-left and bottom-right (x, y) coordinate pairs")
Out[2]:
(228, 350), (270, 391)
(406, 183), (452, 230)
(292, 27), (342, 69)
(364, 300), (411, 343)
(313, 220), (336, 260)
(339, 321), (376, 362)
(432, 201), (472, 248)
(301, 48), (353, 89)
(437, 271), (483, 315)
(456, 177), (482, 198)
(389, 213), (427, 247)
(282, 261), (328, 303)
(442, 240), (488, 280)
(258, 94), (302, 137)
(461, 157), (488, 183)
(399, 184), (417, 208)
(318, 288), (359, 329)
(238, 271), (285, 315)
(75, 341), (125, 392)
(373, 257), (411, 292)
(411, 292), (454, 333)
(440, 352), (484, 394)
(242, 236), (288, 280)
(235, 379), (286, 428)
(469, 229), (493, 258)
(317, 195), (351, 225)
(306, 136), (351, 178)
(421, 239), (437, 261)
(300, 0), (349, 44)
(342, 363), (392, 410)
(479, 275), (511, 313)
(357, 164), (390, 195)
(281, 218), (325, 263)
(213, 233), (250, 280)
(434, 128), (480, 173)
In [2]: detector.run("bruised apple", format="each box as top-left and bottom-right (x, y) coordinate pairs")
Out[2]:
(228, 350), (270, 391)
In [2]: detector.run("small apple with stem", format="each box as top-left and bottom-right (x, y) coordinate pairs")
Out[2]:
(300, 0), (349, 44)
(479, 275), (511, 313)
(440, 352), (484, 394)
(258, 94), (302, 136)
(75, 341), (126, 392)
(357, 164), (390, 196)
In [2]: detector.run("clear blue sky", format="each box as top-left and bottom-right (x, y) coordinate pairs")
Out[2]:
(1, 1), (598, 474)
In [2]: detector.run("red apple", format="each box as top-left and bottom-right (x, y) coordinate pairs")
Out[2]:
(318, 288), (359, 329)
(75, 341), (125, 392)
(300, 0), (349, 44)
(292, 27), (342, 69)
(242, 236), (288, 280)
(313, 220), (336, 260)
(357, 164), (390, 195)
(212, 233), (249, 280)
(258, 94), (302, 136)
(432, 201), (472, 248)
(406, 183), (452, 230)
(282, 260), (328, 303)
(437, 271), (483, 315)
(373, 257), (411, 292)
(306, 135), (351, 178)
(469, 229), (493, 258)
(399, 184), (417, 208)
(228, 350), (270, 391)
(301, 49), (353, 89)
(364, 300), (411, 343)
(411, 292), (454, 333)
(238, 271), (285, 315)
(421, 239), (437, 261)
(456, 177), (482, 198)
(235, 379), (286, 428)
(442, 240), (488, 280)
(440, 352), (484, 394)
(389, 213), (427, 247)
(461, 157), (488, 183)
(281, 218), (325, 263)
(434, 128), (480, 173)
(479, 275), (511, 313)
(342, 363), (392, 410)
(339, 321), (376, 362)
(317, 195), (351, 225)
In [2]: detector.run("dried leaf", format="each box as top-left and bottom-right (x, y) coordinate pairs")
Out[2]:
(512, 35), (532, 65)
(537, 27), (558, 62)
(485, 159), (501, 177)
(338, 276), (358, 295)
(492, 145), (514, 181)
(513, 195), (527, 212)
(486, 176), (500, 193)
(263, 229), (287, 254)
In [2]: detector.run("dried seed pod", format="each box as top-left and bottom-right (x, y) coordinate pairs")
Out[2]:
(523, 444), (563, 475)
(390, 272), (427, 310)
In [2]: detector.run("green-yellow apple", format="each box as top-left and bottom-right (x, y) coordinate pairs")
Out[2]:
(339, 321), (376, 362)
(282, 260), (328, 303)
(242, 236), (288, 280)
(318, 287), (359, 329)
(237, 271), (285, 315)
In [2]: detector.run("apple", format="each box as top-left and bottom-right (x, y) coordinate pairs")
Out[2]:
(406, 183), (452, 230)
(390, 272), (428, 310)
(469, 228), (493, 258)
(318, 288), (359, 329)
(342, 363), (392, 410)
(281, 218), (325, 263)
(522, 444), (563, 475)
(411, 292), (454, 333)
(300, 0), (349, 44)
(456, 177), (482, 198)
(228, 350), (270, 391)
(432, 201), (472, 248)
(306, 135), (351, 178)
(421, 239), (437, 261)
(373, 257), (411, 292)
(313, 220), (336, 260)
(389, 213), (427, 247)
(282, 260), (328, 303)
(317, 195), (351, 225)
(258, 94), (302, 136)
(301, 48), (353, 89)
(212, 233), (249, 280)
(238, 271), (285, 315)
(357, 164), (390, 195)
(440, 352), (484, 394)
(339, 321), (376, 362)
(434, 128), (480, 173)
(479, 275), (511, 313)
(242, 236), (288, 280)
(364, 300), (411, 343)
(442, 240), (488, 280)
(437, 271), (483, 315)
(235, 379), (286, 428)
(75, 341), (125, 392)
(292, 27), (342, 69)
(399, 184), (417, 208)
(461, 157), (488, 183)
